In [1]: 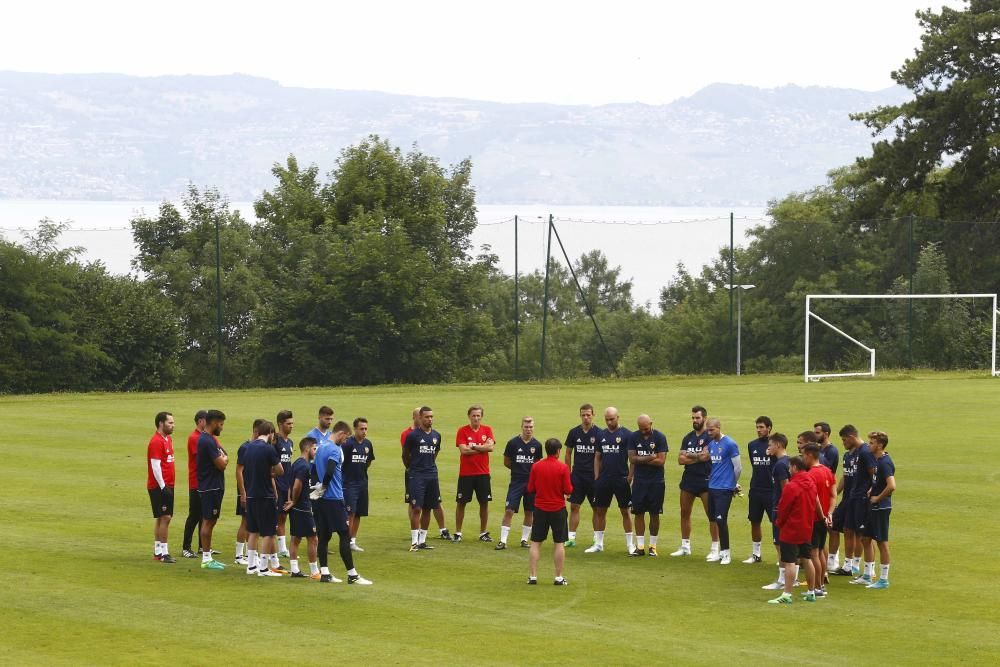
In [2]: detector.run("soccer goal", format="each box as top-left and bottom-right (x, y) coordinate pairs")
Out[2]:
(804, 293), (1000, 382)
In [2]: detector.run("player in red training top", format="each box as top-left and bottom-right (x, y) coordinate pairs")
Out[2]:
(401, 408), (452, 540)
(454, 405), (495, 542)
(147, 411), (177, 563)
(182, 410), (207, 558)
(527, 438), (574, 585)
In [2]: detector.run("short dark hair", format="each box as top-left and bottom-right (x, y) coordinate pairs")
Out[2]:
(257, 420), (275, 437)
(838, 424), (858, 438)
(353, 417), (368, 428)
(318, 406), (334, 417)
(801, 442), (821, 458)
(756, 416), (772, 429)
(692, 405), (707, 417)
(798, 430), (819, 444)
(768, 433), (788, 449)
(544, 438), (562, 456)
(276, 410), (293, 424)
(194, 409), (208, 424)
(814, 421), (831, 435)
(299, 436), (317, 452)
(252, 418), (266, 435)
(419, 406), (432, 416)
(155, 411), (172, 428)
(579, 403), (594, 414)
(332, 420), (351, 434)
(789, 456), (808, 472)
(206, 409), (226, 424)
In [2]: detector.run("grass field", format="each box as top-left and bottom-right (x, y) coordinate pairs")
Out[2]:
(2, 372), (999, 665)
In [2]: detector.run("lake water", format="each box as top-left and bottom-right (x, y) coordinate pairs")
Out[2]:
(0, 201), (767, 309)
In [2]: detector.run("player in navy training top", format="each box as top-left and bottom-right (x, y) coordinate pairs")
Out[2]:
(195, 410), (228, 569)
(627, 414), (668, 556)
(671, 405), (718, 557)
(862, 430), (895, 589)
(760, 432), (793, 590)
(849, 434), (878, 584)
(342, 417), (375, 552)
(831, 424), (863, 576)
(242, 421), (284, 576)
(589, 407), (635, 554)
(564, 403), (600, 547)
(283, 436), (319, 578)
(743, 416), (774, 564)
(402, 407), (443, 551)
(814, 422), (839, 473)
(273, 410), (295, 559)
(234, 419), (265, 566)
(496, 417), (543, 549)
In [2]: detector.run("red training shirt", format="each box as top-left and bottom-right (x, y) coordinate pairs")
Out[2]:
(456, 424), (494, 476)
(527, 455), (573, 512)
(186, 429), (200, 490)
(147, 432), (176, 490)
(400, 427), (413, 448)
(775, 471), (817, 544)
(808, 463), (836, 516)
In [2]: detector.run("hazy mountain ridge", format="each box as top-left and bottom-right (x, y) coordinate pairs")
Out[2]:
(0, 72), (910, 205)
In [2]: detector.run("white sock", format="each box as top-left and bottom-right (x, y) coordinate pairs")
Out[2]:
(636, 535), (645, 549)
(777, 566), (786, 584)
(202, 550), (212, 563)
(309, 561), (319, 575)
(350, 537), (357, 545)
(625, 532), (634, 551)
(710, 541), (720, 553)
(594, 530), (605, 546)
(752, 541), (761, 557)
(247, 549), (258, 569)
(270, 553), (279, 568)
(881, 564), (890, 580)
(650, 535), (658, 546)
(347, 568), (358, 577)
(290, 559), (300, 574)
(411, 529), (419, 544)
(418, 529), (428, 544)
(277, 536), (287, 552)
(681, 538), (691, 549)
(320, 566), (330, 575)
(554, 575), (565, 583)
(257, 553), (266, 570)
(794, 564), (800, 581)
(161, 542), (169, 555)
(500, 525), (511, 543)
(568, 531), (577, 541)
(154, 541), (162, 556)
(521, 525), (532, 542)
(236, 541), (246, 558)
(864, 561), (875, 578)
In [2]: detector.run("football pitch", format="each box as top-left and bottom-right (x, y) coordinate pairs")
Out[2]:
(1, 372), (998, 665)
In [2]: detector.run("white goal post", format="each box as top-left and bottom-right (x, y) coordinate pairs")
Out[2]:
(804, 293), (1000, 382)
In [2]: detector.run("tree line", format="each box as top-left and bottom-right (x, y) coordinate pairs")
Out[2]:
(1, 1), (997, 393)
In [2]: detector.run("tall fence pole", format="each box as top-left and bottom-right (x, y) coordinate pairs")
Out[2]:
(908, 214), (915, 369)
(540, 214), (554, 379)
(729, 212), (735, 373)
(513, 215), (519, 381)
(215, 217), (224, 386)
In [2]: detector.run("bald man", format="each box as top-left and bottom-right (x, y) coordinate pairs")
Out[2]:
(627, 414), (668, 556)
(401, 408), (452, 541)
(588, 407), (635, 554)
(696, 417), (742, 564)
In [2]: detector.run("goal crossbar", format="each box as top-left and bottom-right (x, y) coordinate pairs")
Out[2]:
(804, 293), (999, 382)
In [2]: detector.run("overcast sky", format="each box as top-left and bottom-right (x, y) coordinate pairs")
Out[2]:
(1, 0), (964, 105)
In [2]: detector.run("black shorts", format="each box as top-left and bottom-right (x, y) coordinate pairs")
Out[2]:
(187, 489), (202, 518)
(235, 493), (245, 517)
(275, 486), (290, 515)
(811, 520), (827, 550)
(505, 479), (534, 513)
(246, 497), (278, 537)
(594, 476), (631, 509)
(569, 472), (595, 506)
(315, 499), (349, 535)
(531, 508), (569, 543)
(831, 501), (847, 532)
(747, 493), (774, 524)
(408, 475), (442, 510)
(865, 509), (890, 541)
(779, 541), (812, 564)
(456, 474), (492, 504)
(679, 476), (709, 496)
(849, 497), (870, 533)
(199, 489), (223, 520)
(708, 489), (734, 523)
(630, 479), (665, 514)
(148, 487), (174, 518)
(344, 482), (369, 517)
(289, 509), (317, 538)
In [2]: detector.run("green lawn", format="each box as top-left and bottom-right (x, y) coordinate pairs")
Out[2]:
(1, 372), (998, 665)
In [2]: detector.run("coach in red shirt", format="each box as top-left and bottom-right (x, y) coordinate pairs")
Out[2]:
(147, 411), (177, 563)
(771, 457), (819, 603)
(454, 405), (496, 542)
(526, 438), (573, 585)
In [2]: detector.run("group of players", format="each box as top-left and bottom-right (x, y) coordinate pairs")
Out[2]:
(144, 402), (896, 598)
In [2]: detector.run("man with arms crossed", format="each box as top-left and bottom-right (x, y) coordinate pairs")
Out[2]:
(864, 430), (895, 590)
(627, 414), (668, 556)
(697, 417), (742, 564)
(273, 410), (295, 558)
(671, 406), (719, 557)
(284, 436), (320, 579)
(147, 411), (176, 563)
(589, 407), (635, 554)
(243, 420), (285, 577)
(454, 405), (495, 543)
(527, 438), (574, 585)
(496, 417), (542, 550)
(743, 416), (773, 564)
(564, 403), (600, 547)
(196, 410), (228, 570)
(403, 407), (444, 552)
(182, 410), (207, 558)
(342, 417), (375, 552)
(401, 408), (451, 540)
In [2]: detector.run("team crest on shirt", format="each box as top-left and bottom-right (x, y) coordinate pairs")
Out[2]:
(589, 437), (596, 444)
(364, 447), (370, 454)
(530, 447), (536, 454)
(432, 438), (438, 445)
(212, 509), (218, 516)
(615, 437), (621, 444)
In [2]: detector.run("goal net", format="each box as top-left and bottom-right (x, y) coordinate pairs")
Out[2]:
(804, 294), (999, 382)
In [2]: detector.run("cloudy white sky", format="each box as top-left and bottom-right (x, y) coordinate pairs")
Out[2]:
(2, 0), (963, 104)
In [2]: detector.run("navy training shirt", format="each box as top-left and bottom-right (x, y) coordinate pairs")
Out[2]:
(840, 447), (858, 498)
(871, 454), (895, 510)
(565, 425), (600, 476)
(629, 429), (669, 482)
(770, 455), (791, 511)
(850, 444), (878, 499)
(597, 427), (633, 479)
(820, 443), (840, 474)
(196, 432), (226, 492)
(342, 436), (375, 484)
(747, 437), (773, 495)
(680, 430), (712, 484)
(273, 435), (294, 493)
(290, 457), (313, 512)
(504, 436), (543, 480)
(404, 428), (441, 476)
(243, 439), (280, 499)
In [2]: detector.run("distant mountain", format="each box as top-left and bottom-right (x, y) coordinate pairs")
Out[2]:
(0, 72), (909, 205)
